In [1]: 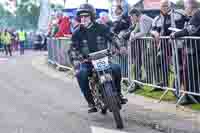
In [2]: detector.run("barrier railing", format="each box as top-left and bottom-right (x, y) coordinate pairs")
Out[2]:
(113, 54), (128, 78)
(127, 37), (177, 102)
(47, 37), (129, 75)
(172, 37), (200, 104)
(47, 36), (200, 105)
(47, 37), (72, 70)
(128, 36), (200, 104)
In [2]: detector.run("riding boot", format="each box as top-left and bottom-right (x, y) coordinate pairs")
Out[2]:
(84, 93), (97, 113)
(114, 77), (128, 104)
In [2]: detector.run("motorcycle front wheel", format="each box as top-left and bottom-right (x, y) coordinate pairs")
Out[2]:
(103, 82), (124, 129)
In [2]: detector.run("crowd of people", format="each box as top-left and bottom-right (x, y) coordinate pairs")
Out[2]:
(0, 28), (26, 56)
(105, 0), (200, 104)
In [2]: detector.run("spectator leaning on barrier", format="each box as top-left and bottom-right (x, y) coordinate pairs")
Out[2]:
(18, 28), (26, 55)
(2, 29), (12, 56)
(128, 8), (153, 89)
(50, 20), (59, 37)
(171, 0), (200, 38)
(129, 8), (153, 40)
(54, 12), (71, 38)
(111, 5), (131, 54)
(171, 0), (200, 103)
(111, 5), (131, 35)
(110, 5), (131, 77)
(150, 0), (186, 88)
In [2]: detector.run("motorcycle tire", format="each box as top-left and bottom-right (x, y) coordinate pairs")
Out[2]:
(103, 82), (124, 129)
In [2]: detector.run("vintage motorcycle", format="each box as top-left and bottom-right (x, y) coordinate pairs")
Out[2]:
(87, 49), (124, 129)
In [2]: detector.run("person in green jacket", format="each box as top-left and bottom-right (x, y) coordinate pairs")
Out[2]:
(0, 30), (3, 51)
(18, 28), (26, 55)
(2, 29), (12, 56)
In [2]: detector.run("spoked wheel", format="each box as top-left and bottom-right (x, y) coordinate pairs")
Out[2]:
(103, 82), (124, 129)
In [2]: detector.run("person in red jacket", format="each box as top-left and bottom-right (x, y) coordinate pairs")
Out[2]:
(55, 13), (71, 37)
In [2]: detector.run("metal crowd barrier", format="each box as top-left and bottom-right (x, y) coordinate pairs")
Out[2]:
(127, 37), (176, 102)
(172, 37), (200, 104)
(128, 36), (200, 104)
(109, 36), (129, 79)
(47, 37), (72, 70)
(113, 54), (128, 78)
(47, 37), (129, 76)
(47, 36), (200, 105)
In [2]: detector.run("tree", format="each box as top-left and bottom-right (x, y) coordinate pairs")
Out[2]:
(15, 0), (40, 29)
(176, 0), (184, 9)
(176, 0), (200, 9)
(0, 3), (12, 17)
(50, 3), (64, 11)
(0, 0), (40, 29)
(0, 3), (13, 27)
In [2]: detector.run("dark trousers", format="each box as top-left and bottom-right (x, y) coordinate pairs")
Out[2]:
(132, 41), (142, 81)
(4, 45), (12, 56)
(154, 43), (170, 86)
(75, 62), (122, 105)
(20, 41), (25, 55)
(184, 54), (200, 93)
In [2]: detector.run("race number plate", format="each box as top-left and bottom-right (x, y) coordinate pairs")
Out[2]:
(92, 56), (110, 71)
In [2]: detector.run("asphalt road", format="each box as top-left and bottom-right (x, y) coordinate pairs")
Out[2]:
(0, 51), (162, 133)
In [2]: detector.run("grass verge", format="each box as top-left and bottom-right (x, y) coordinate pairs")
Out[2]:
(134, 85), (176, 101)
(190, 104), (200, 111)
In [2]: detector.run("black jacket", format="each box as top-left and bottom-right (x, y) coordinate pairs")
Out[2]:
(174, 10), (200, 37)
(111, 14), (131, 34)
(120, 25), (136, 41)
(69, 22), (118, 63)
(174, 10), (200, 54)
(152, 11), (186, 36)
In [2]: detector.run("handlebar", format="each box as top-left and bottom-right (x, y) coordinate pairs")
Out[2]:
(88, 49), (112, 61)
(89, 49), (109, 57)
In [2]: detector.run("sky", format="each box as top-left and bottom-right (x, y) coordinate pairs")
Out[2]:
(1, 0), (200, 10)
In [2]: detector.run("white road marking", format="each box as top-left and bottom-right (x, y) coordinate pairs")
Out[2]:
(90, 126), (128, 133)
(0, 58), (8, 63)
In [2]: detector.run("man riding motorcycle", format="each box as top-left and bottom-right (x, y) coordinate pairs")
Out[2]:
(68, 3), (127, 113)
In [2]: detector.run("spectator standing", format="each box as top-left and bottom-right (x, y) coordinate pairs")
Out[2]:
(0, 29), (3, 52)
(2, 29), (12, 56)
(18, 28), (26, 55)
